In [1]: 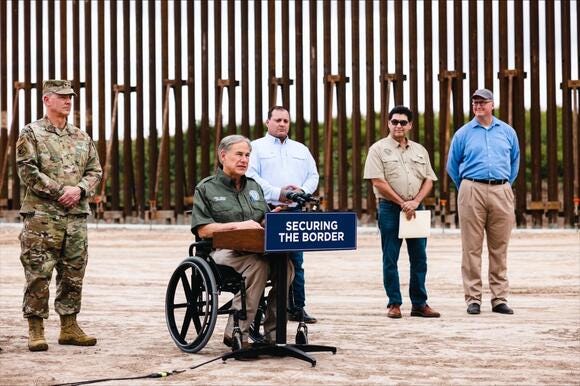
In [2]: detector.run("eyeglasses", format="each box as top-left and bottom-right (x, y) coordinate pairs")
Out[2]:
(390, 119), (409, 127)
(472, 100), (492, 106)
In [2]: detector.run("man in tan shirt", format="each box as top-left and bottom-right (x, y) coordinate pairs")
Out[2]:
(363, 105), (440, 319)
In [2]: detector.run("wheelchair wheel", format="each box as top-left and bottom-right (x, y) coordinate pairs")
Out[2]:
(165, 256), (218, 353)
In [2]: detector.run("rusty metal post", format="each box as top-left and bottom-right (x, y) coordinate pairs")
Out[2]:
(227, 0), (236, 134)
(135, 0), (145, 218)
(365, 0), (376, 220)
(295, 0), (305, 143)
(97, 1), (106, 164)
(48, 0), (55, 78)
(281, 0), (290, 110)
(161, 0), (170, 210)
(186, 0), (197, 193)
(253, 0), (264, 139)
(423, 0), (435, 164)
(323, 1), (331, 209)
(438, 0), (448, 203)
(268, 0), (276, 108)
(0, 0), (7, 201)
(73, 0), (81, 128)
(560, 1), (574, 226)
(468, 0), (478, 107)
(200, 0), (210, 178)
(10, 1), (20, 208)
(453, 0), (464, 132)
(546, 2), (558, 224)
(35, 0), (43, 117)
(122, 0), (135, 218)
(408, 0), (418, 142)
(148, 0), (158, 206)
(337, 0), (347, 210)
(174, 0), (185, 215)
(438, 71), (465, 206)
(394, 0), (404, 105)
(514, 0), (527, 227)
(60, 0), (67, 78)
(529, 1), (542, 227)
(240, 0), (250, 138)
(24, 1), (31, 125)
(379, 0), (388, 135)
(483, 1), (493, 90)
(214, 0), (223, 151)
(309, 0), (319, 164)
(109, 0), (120, 211)
(351, 0), (362, 215)
(498, 1), (508, 122)
(84, 0), (92, 137)
(0, 85), (24, 200)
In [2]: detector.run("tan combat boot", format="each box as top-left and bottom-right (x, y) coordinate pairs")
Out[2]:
(58, 314), (97, 346)
(28, 316), (48, 351)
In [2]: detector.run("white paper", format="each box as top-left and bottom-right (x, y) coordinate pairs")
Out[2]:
(398, 210), (431, 239)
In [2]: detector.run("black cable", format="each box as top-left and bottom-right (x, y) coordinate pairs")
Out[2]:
(52, 354), (224, 386)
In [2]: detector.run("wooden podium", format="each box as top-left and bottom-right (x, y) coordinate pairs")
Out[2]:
(213, 227), (336, 366)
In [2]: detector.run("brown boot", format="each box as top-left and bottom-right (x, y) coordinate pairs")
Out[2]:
(58, 314), (97, 346)
(28, 316), (48, 351)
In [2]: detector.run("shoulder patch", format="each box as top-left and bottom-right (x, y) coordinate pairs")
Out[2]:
(248, 190), (260, 202)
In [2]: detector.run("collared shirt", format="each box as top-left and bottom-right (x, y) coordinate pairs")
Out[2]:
(190, 168), (269, 237)
(16, 116), (103, 216)
(363, 135), (437, 200)
(247, 133), (319, 205)
(446, 116), (520, 188)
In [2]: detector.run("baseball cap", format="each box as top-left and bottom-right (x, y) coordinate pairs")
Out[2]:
(42, 80), (77, 96)
(471, 88), (493, 100)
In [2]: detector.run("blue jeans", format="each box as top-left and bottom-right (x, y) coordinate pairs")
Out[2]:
(378, 200), (428, 307)
(288, 251), (305, 311)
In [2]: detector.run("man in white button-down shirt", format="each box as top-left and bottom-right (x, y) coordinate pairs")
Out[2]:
(247, 106), (320, 323)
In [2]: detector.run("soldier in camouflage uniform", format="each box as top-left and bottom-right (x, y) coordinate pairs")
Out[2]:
(16, 80), (102, 351)
(191, 135), (293, 349)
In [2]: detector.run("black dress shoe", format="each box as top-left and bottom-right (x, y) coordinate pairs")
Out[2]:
(467, 303), (481, 315)
(492, 303), (514, 314)
(288, 309), (318, 324)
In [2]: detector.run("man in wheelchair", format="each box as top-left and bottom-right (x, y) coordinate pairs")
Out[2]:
(190, 135), (294, 349)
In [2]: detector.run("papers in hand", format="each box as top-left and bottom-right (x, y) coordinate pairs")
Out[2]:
(398, 210), (431, 239)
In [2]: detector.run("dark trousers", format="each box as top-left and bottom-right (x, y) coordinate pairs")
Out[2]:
(378, 200), (428, 307)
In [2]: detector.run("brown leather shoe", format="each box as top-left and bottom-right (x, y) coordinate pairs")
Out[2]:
(387, 305), (402, 319)
(410, 304), (440, 318)
(223, 336), (252, 350)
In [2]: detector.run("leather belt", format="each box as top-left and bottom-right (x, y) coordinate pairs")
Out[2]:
(465, 178), (508, 185)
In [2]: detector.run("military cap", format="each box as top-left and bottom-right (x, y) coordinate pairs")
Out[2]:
(471, 88), (493, 101)
(42, 80), (77, 96)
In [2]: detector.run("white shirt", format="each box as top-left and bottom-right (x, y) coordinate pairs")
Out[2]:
(247, 133), (319, 205)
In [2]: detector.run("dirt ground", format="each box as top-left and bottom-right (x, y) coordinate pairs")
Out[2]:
(0, 224), (579, 386)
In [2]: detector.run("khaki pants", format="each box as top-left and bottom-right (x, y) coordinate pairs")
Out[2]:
(213, 249), (294, 342)
(457, 180), (515, 307)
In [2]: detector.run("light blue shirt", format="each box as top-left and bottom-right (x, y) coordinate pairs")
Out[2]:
(247, 133), (319, 205)
(446, 116), (520, 188)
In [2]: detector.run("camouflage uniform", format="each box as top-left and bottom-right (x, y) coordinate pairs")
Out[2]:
(17, 96), (102, 319)
(191, 168), (293, 342)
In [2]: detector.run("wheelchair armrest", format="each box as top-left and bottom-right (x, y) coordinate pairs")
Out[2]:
(189, 239), (213, 257)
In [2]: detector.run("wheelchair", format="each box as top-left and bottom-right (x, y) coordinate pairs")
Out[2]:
(165, 192), (320, 354)
(164, 239), (268, 353)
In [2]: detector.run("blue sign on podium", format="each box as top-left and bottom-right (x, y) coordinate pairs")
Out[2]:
(264, 212), (357, 252)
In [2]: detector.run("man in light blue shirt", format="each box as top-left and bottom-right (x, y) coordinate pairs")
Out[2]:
(247, 106), (319, 323)
(446, 88), (520, 316)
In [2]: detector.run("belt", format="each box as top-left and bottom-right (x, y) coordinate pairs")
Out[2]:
(465, 178), (508, 185)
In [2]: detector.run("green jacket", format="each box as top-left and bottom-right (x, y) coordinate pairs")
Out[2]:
(191, 168), (269, 237)
(16, 117), (103, 216)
